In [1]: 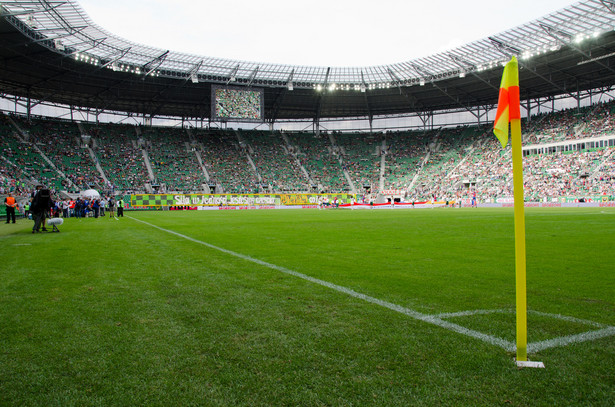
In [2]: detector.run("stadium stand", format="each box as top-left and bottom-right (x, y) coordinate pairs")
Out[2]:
(285, 131), (349, 193)
(1, 106), (614, 203)
(334, 132), (381, 193)
(239, 130), (308, 193)
(140, 126), (208, 193)
(87, 122), (150, 193)
(194, 129), (260, 194)
(13, 116), (104, 192)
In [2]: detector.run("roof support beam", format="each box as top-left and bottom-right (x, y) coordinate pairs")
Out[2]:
(65, 36), (107, 52)
(227, 64), (240, 85)
(314, 67), (331, 128)
(360, 70), (367, 93)
(286, 69), (295, 90)
(30, 25), (87, 46)
(448, 53), (499, 91)
(100, 47), (131, 69)
(487, 36), (580, 101)
(187, 60), (203, 83)
(247, 66), (259, 87)
(387, 68), (404, 93)
(363, 91), (373, 124)
(599, 0), (615, 14)
(540, 23), (615, 75)
(142, 50), (169, 77)
(1, 1), (66, 17)
(411, 63), (480, 119)
(489, 37), (521, 58)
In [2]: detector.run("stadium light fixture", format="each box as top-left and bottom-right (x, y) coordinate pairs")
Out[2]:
(419, 78), (425, 86)
(287, 82), (293, 91)
(459, 71), (466, 78)
(328, 83), (336, 92)
(315, 84), (322, 92)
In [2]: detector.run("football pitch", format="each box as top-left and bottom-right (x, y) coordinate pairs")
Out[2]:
(1, 207), (614, 406)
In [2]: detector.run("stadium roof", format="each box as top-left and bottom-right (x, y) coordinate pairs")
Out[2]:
(1, 0), (615, 122)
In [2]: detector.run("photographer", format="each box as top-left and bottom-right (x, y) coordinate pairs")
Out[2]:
(31, 186), (51, 234)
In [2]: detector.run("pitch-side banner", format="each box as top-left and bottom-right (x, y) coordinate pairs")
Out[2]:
(131, 193), (355, 207)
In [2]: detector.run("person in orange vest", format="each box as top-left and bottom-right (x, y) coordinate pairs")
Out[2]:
(4, 193), (17, 224)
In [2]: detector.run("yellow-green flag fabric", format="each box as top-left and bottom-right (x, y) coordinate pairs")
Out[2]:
(493, 56), (521, 148)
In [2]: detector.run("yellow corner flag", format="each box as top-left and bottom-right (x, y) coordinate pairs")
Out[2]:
(493, 57), (536, 366)
(494, 57), (521, 148)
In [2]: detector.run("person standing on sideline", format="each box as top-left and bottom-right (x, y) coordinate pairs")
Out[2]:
(108, 197), (116, 219)
(92, 199), (100, 218)
(117, 198), (124, 217)
(4, 193), (17, 223)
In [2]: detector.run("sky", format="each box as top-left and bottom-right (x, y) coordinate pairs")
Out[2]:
(77, 0), (578, 67)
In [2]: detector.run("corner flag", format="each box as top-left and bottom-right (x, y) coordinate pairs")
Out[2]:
(493, 57), (542, 367)
(493, 56), (521, 149)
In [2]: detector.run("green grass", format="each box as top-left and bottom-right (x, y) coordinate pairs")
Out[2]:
(1, 208), (614, 406)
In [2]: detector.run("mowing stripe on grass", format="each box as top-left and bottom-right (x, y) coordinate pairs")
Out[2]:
(128, 216), (516, 352)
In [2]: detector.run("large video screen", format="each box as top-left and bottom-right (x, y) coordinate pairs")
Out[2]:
(212, 85), (264, 122)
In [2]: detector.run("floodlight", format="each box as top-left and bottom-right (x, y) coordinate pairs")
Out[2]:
(419, 78), (425, 86)
(287, 82), (293, 91)
(316, 84), (322, 92)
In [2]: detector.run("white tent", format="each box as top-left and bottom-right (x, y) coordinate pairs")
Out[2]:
(81, 189), (100, 199)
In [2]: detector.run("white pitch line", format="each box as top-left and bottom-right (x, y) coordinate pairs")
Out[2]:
(433, 308), (615, 352)
(528, 326), (615, 353)
(528, 310), (607, 329)
(435, 309), (512, 319)
(128, 216), (515, 352)
(437, 309), (608, 329)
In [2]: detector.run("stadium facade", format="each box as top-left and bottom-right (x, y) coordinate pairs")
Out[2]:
(1, 0), (615, 130)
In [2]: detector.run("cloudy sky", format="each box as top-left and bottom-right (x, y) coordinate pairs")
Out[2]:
(77, 0), (578, 67)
